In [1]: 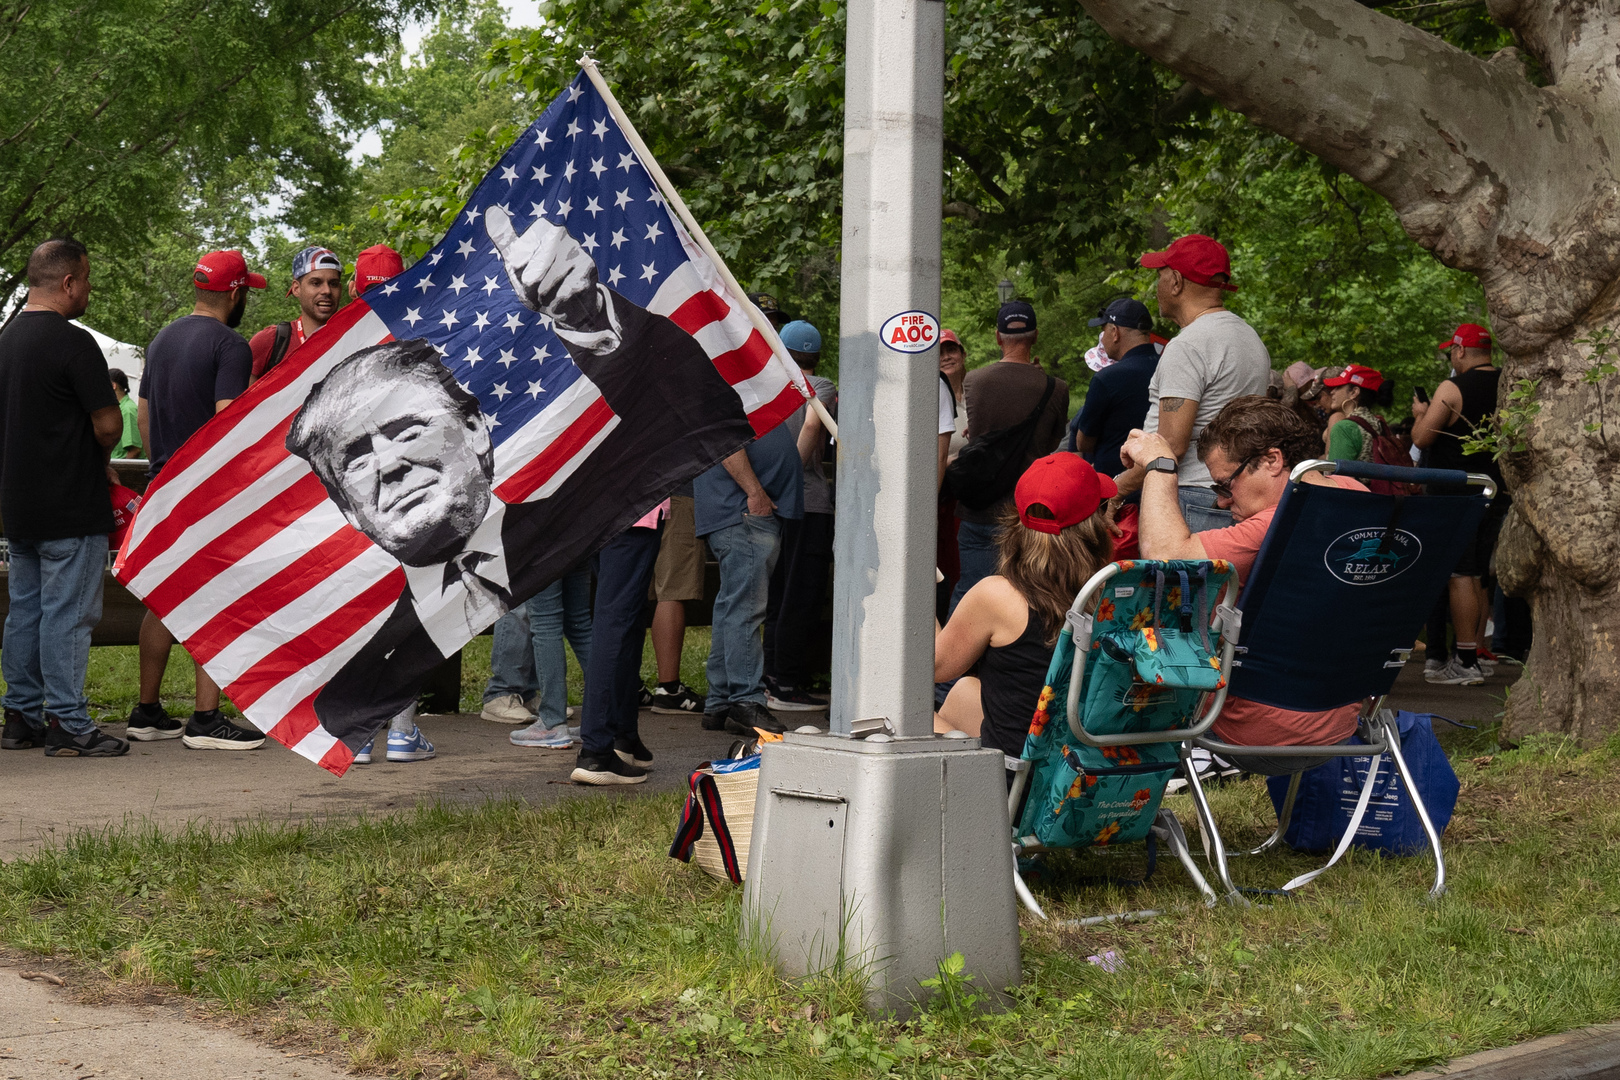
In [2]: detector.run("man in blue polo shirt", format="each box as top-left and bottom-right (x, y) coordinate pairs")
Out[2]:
(1068, 298), (1159, 476)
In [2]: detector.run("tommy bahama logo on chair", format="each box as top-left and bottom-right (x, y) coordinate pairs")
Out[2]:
(1323, 528), (1422, 585)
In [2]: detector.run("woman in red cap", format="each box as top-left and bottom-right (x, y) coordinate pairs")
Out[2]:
(1321, 363), (1396, 462)
(933, 453), (1115, 761)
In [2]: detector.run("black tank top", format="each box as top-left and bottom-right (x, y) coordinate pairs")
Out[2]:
(1427, 367), (1503, 487)
(977, 606), (1052, 758)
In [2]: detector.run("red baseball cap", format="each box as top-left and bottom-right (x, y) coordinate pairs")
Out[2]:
(192, 250), (267, 292)
(1440, 323), (1492, 350)
(1322, 363), (1385, 391)
(1016, 453), (1117, 535)
(1139, 234), (1238, 292)
(939, 328), (964, 349)
(353, 244), (405, 296)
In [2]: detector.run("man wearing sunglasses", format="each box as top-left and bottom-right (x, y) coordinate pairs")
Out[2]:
(1120, 396), (1370, 769)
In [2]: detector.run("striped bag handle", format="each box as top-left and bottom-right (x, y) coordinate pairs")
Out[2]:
(667, 765), (744, 883)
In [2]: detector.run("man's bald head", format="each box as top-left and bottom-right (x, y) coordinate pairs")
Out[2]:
(24, 237), (91, 319)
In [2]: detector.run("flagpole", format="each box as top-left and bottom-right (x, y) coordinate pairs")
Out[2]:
(577, 55), (838, 441)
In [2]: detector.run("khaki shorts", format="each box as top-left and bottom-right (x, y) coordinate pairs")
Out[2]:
(652, 495), (705, 602)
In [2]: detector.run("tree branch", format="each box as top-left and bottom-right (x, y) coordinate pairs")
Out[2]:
(943, 137), (1015, 213)
(1077, 0), (1620, 351)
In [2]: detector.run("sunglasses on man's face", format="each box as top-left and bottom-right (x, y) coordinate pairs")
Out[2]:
(1210, 453), (1257, 500)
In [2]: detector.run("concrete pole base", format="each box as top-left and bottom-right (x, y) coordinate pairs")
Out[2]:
(741, 731), (1022, 1014)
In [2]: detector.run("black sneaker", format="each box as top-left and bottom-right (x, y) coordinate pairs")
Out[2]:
(701, 710), (730, 731)
(765, 682), (827, 712)
(182, 710), (266, 751)
(570, 749), (648, 785)
(125, 701), (184, 742)
(724, 701), (786, 737)
(651, 682), (704, 714)
(2, 708), (43, 749)
(613, 736), (654, 768)
(637, 684), (654, 709)
(42, 716), (129, 757)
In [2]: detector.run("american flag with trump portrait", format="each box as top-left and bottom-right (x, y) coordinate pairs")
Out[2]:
(113, 65), (813, 775)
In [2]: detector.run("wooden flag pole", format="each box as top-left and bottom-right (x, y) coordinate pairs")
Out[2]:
(577, 55), (838, 441)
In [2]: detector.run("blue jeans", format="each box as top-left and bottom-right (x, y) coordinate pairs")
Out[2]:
(3, 534), (108, 734)
(1178, 485), (1233, 534)
(703, 515), (782, 711)
(485, 608), (539, 702)
(485, 568), (594, 729)
(581, 525), (662, 755)
(949, 518), (1000, 615)
(529, 568), (592, 729)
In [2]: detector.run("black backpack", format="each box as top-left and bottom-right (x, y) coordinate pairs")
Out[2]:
(943, 375), (1056, 511)
(260, 321), (294, 379)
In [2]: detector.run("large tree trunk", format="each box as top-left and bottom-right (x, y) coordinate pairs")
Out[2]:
(1077, 0), (1620, 744)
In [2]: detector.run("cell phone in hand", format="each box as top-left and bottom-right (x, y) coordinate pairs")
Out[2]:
(1414, 387), (1429, 403)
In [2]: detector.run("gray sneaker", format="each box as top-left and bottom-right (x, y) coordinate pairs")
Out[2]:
(510, 719), (574, 748)
(1425, 657), (1484, 686)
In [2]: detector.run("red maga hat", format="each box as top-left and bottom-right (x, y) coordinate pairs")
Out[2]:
(1139, 234), (1238, 292)
(1440, 323), (1492, 350)
(1322, 363), (1385, 392)
(354, 244), (405, 296)
(1016, 453), (1117, 535)
(193, 250), (266, 292)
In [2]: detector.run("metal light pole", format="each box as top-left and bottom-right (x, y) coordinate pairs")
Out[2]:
(741, 0), (1021, 1012)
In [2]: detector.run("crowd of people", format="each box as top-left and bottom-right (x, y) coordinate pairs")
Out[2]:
(931, 232), (1524, 780)
(0, 228), (1522, 790)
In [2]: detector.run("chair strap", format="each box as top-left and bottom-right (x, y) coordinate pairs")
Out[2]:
(1376, 494), (1407, 556)
(1280, 752), (1383, 892)
(1152, 569), (1165, 635)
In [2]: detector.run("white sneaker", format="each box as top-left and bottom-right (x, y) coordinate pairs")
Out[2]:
(481, 693), (534, 724)
(1424, 658), (1443, 676)
(1425, 658), (1484, 686)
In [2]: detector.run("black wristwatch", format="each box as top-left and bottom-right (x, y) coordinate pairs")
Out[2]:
(1147, 456), (1178, 475)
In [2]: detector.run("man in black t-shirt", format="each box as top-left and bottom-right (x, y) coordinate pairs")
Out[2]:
(126, 250), (269, 751)
(0, 238), (128, 757)
(1412, 322), (1505, 686)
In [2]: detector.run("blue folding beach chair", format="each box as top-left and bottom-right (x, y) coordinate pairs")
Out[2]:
(1180, 459), (1496, 902)
(1007, 558), (1241, 917)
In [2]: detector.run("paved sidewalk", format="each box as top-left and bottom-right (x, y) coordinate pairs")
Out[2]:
(0, 709), (752, 860)
(0, 962), (351, 1080)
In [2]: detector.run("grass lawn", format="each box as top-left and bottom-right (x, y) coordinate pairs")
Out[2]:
(74, 627), (717, 722)
(1, 727), (1618, 1079)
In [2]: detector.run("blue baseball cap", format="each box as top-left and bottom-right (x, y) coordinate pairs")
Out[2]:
(779, 320), (821, 354)
(997, 300), (1036, 334)
(1088, 298), (1152, 331)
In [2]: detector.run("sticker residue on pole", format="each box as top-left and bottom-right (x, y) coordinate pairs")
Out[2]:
(879, 310), (940, 353)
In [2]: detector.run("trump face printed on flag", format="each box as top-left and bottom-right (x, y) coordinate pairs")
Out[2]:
(287, 340), (495, 568)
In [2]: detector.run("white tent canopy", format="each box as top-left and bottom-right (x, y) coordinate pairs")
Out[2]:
(73, 321), (144, 391)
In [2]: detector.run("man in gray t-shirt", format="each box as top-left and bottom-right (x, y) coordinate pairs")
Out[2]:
(1118, 234), (1269, 532)
(764, 321), (837, 711)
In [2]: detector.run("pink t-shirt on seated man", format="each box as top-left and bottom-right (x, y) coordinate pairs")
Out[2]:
(1199, 473), (1366, 747)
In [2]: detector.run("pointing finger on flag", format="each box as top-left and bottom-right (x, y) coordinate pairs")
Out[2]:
(485, 205), (606, 334)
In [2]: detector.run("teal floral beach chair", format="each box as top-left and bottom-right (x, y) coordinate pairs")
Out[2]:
(1008, 558), (1240, 917)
